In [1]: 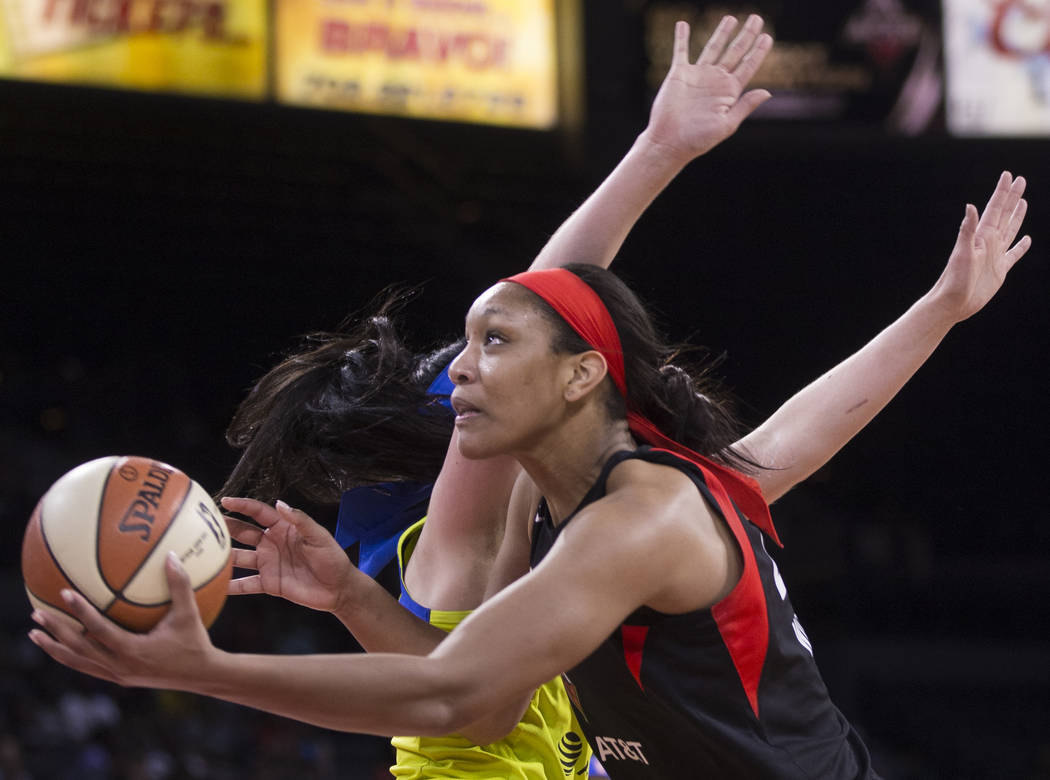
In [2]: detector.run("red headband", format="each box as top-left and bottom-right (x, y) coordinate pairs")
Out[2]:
(503, 268), (628, 396)
(501, 268), (780, 547)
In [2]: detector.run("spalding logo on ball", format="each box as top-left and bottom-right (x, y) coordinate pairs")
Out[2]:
(22, 455), (233, 632)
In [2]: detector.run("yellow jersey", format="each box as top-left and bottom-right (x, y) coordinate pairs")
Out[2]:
(390, 517), (591, 779)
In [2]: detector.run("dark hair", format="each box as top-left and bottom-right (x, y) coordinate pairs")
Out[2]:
(527, 264), (760, 473)
(218, 287), (461, 506)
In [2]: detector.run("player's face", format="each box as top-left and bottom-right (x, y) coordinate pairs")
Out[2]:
(448, 284), (575, 460)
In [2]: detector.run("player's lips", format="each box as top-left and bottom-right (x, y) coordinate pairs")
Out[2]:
(450, 395), (482, 421)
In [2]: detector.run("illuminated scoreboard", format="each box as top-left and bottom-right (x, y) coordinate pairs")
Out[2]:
(0, 0), (268, 98)
(274, 0), (567, 129)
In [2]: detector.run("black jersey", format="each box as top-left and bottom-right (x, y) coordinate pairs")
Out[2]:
(530, 447), (879, 779)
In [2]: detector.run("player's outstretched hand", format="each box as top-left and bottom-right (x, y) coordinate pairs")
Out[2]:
(221, 496), (355, 614)
(930, 171), (1032, 323)
(643, 15), (773, 164)
(29, 553), (214, 691)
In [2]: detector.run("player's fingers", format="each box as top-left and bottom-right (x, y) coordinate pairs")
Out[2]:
(29, 609), (111, 662)
(274, 500), (326, 540)
(228, 573), (263, 596)
(231, 547), (258, 571)
(30, 607), (87, 648)
(998, 177), (1027, 233)
(1002, 198), (1028, 247)
(731, 32), (772, 86)
(671, 20), (690, 67)
(28, 629), (121, 684)
(726, 88), (772, 127)
(696, 15), (738, 66)
(977, 171), (1012, 232)
(718, 14), (765, 72)
(224, 515), (264, 547)
(957, 203), (978, 246)
(56, 589), (128, 651)
(164, 552), (202, 622)
(1003, 235), (1033, 271)
(990, 175), (1025, 235)
(221, 496), (281, 528)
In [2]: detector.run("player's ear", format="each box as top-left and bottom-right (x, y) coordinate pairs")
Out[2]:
(564, 351), (608, 403)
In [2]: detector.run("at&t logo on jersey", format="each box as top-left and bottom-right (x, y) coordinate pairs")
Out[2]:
(594, 735), (649, 767)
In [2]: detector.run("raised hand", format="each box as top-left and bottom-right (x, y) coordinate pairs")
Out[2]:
(29, 553), (215, 691)
(221, 497), (356, 614)
(643, 15), (774, 164)
(931, 171), (1032, 322)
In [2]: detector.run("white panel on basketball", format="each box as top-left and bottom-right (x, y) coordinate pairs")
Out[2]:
(123, 480), (231, 605)
(38, 456), (118, 610)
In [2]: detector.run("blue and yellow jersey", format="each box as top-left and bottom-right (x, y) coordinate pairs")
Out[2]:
(390, 517), (591, 779)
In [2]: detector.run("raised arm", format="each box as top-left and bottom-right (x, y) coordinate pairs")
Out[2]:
(738, 172), (1032, 503)
(412, 14), (773, 606)
(528, 16), (772, 271)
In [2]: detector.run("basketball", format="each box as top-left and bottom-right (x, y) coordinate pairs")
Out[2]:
(22, 455), (233, 633)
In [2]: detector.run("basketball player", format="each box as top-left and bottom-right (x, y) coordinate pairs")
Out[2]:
(216, 16), (774, 777)
(30, 164), (1030, 777)
(92, 16), (779, 780)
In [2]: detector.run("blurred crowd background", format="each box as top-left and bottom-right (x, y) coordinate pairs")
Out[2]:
(2, 0), (1050, 777)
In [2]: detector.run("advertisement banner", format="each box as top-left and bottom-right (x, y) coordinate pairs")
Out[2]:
(643, 0), (944, 135)
(943, 0), (1050, 136)
(274, 0), (560, 129)
(0, 0), (268, 99)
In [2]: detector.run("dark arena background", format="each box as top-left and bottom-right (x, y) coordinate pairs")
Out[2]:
(2, 1), (1049, 778)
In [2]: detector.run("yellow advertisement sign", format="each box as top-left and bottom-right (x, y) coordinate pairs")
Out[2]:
(275, 0), (560, 129)
(0, 0), (267, 99)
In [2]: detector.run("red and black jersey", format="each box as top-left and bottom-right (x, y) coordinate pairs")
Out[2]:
(530, 447), (879, 779)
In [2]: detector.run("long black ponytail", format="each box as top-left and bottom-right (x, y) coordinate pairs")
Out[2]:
(218, 288), (461, 505)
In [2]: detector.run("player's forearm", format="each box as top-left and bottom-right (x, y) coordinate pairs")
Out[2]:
(740, 291), (957, 502)
(197, 648), (469, 737)
(529, 130), (692, 271)
(331, 568), (449, 655)
(332, 561), (530, 744)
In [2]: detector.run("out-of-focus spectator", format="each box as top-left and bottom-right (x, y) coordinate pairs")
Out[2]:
(0, 733), (33, 780)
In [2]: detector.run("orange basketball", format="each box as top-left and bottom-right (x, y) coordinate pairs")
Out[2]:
(22, 455), (233, 633)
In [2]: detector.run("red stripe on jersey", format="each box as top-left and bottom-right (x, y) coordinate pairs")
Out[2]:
(653, 448), (769, 718)
(621, 624), (649, 690)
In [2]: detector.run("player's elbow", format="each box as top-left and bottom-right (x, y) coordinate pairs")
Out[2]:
(458, 694), (531, 745)
(417, 676), (515, 739)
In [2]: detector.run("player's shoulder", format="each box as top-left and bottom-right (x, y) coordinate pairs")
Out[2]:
(601, 453), (742, 611)
(567, 454), (714, 554)
(606, 454), (707, 516)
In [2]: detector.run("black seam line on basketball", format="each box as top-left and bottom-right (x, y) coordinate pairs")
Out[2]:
(114, 543), (230, 607)
(98, 458), (122, 595)
(40, 491), (117, 611)
(111, 466), (193, 601)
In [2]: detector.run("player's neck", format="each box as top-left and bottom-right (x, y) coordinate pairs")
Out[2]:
(516, 416), (635, 526)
